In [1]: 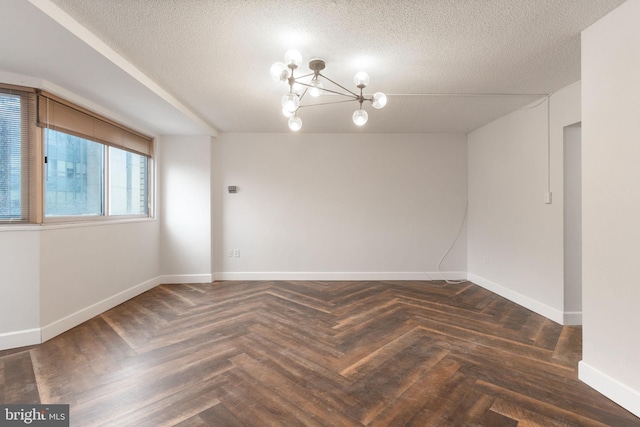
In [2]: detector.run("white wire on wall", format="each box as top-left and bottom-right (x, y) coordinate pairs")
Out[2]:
(424, 199), (468, 284)
(424, 91), (556, 286)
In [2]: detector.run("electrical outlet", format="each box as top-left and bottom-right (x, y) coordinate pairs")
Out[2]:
(233, 249), (240, 258)
(227, 249), (233, 258)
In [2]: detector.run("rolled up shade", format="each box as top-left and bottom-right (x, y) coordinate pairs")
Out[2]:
(37, 91), (152, 157)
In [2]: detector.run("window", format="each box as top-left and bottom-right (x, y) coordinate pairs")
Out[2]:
(0, 85), (36, 222)
(0, 87), (152, 223)
(39, 93), (153, 219)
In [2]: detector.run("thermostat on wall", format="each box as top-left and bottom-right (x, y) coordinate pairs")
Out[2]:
(228, 186), (237, 193)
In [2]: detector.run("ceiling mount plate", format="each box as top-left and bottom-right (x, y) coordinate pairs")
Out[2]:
(308, 58), (326, 72)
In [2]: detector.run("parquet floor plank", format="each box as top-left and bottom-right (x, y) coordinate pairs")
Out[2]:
(1, 280), (638, 426)
(370, 358), (464, 427)
(231, 353), (358, 424)
(232, 334), (359, 409)
(195, 402), (245, 427)
(2, 350), (40, 404)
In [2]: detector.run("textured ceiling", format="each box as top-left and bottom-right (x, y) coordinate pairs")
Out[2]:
(2, 0), (628, 134)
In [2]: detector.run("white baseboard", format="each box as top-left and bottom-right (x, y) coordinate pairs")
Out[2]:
(213, 271), (468, 281)
(0, 328), (41, 351)
(579, 361), (640, 418)
(158, 274), (213, 284)
(467, 273), (565, 324)
(41, 276), (162, 342)
(563, 311), (582, 325)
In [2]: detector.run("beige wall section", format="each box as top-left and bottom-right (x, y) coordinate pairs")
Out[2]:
(212, 133), (467, 280)
(467, 83), (581, 324)
(159, 135), (213, 282)
(580, 0), (640, 417)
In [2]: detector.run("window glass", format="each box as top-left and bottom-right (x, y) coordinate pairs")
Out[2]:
(109, 146), (148, 215)
(45, 129), (104, 216)
(0, 93), (23, 219)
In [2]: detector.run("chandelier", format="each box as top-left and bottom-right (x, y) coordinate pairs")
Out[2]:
(270, 49), (387, 131)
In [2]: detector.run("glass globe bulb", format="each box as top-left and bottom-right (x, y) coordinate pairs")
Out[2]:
(281, 92), (300, 113)
(284, 49), (302, 67)
(282, 107), (295, 118)
(352, 109), (368, 126)
(372, 92), (387, 109)
(270, 62), (289, 82)
(309, 79), (323, 97)
(354, 71), (370, 88)
(288, 116), (302, 131)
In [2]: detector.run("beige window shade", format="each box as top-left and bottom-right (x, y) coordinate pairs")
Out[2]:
(37, 92), (153, 157)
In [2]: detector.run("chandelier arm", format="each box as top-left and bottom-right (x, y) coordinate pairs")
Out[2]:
(293, 72), (315, 80)
(297, 99), (360, 108)
(294, 80), (356, 98)
(299, 87), (309, 102)
(294, 81), (315, 89)
(311, 86), (359, 98)
(318, 73), (360, 97)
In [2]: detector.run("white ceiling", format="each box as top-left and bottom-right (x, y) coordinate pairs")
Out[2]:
(0, 0), (627, 135)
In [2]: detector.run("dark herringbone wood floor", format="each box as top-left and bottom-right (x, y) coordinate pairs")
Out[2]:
(1, 280), (639, 426)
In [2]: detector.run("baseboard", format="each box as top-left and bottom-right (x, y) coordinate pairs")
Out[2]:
(563, 311), (582, 325)
(41, 276), (162, 342)
(213, 271), (468, 281)
(579, 361), (640, 418)
(0, 328), (41, 351)
(467, 273), (565, 324)
(158, 273), (213, 284)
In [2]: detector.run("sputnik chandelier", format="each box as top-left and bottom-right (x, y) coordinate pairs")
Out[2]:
(270, 49), (387, 131)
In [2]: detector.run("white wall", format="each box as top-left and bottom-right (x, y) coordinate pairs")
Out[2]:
(212, 133), (467, 280)
(0, 228), (41, 350)
(580, 0), (640, 417)
(159, 135), (213, 282)
(467, 83), (581, 324)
